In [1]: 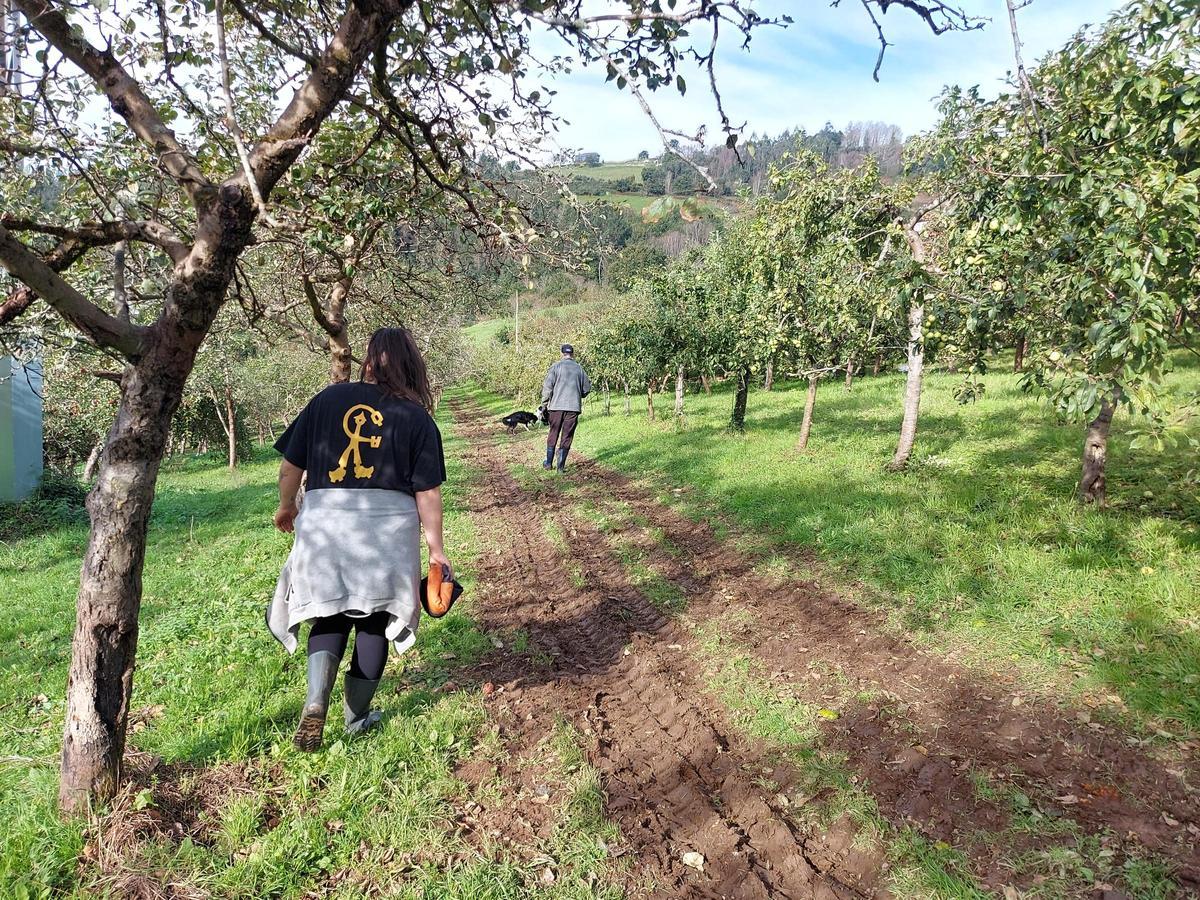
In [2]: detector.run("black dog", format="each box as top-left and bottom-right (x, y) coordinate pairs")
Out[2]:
(501, 410), (540, 434)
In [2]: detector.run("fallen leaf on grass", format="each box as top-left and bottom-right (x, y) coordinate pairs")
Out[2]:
(817, 708), (839, 720)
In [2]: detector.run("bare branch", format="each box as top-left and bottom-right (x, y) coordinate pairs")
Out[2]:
(842, 0), (984, 80)
(301, 273), (338, 337)
(214, 0), (278, 226)
(0, 137), (59, 157)
(860, 0), (890, 82)
(12, 0), (215, 206)
(1004, 0), (1049, 149)
(584, 42), (718, 192)
(1, 215), (190, 264)
(113, 241), (129, 323)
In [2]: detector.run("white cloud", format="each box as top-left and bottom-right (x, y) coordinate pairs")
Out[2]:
(538, 0), (1125, 162)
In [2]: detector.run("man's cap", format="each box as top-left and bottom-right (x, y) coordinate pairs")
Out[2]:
(561, 343), (574, 354)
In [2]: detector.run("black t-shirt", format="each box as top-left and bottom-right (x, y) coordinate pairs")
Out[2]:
(274, 382), (446, 494)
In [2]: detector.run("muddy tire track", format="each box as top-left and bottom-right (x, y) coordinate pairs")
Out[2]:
(450, 399), (881, 899)
(532, 434), (1200, 892)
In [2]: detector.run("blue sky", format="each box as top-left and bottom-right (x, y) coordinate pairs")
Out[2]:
(535, 0), (1125, 161)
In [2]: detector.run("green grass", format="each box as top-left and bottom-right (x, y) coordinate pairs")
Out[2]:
(0, 408), (614, 897)
(551, 161), (646, 183)
(464, 301), (607, 349)
(574, 193), (658, 213)
(462, 355), (1200, 733)
(523, 417), (1185, 897)
(463, 316), (514, 346)
(576, 193), (733, 216)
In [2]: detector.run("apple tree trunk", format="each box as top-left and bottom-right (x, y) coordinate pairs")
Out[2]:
(60, 328), (208, 811)
(59, 192), (253, 812)
(225, 386), (237, 469)
(1079, 397), (1116, 505)
(888, 296), (925, 471)
(797, 374), (818, 451)
(730, 368), (750, 432)
(326, 278), (352, 384)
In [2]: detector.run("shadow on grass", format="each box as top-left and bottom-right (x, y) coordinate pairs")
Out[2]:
(443, 408), (1200, 891)
(587, 432), (1200, 725)
(523, 368), (1200, 731)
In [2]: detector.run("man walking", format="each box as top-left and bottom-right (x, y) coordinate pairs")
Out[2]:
(540, 343), (591, 472)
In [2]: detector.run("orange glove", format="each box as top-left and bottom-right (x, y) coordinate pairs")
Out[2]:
(422, 563), (461, 618)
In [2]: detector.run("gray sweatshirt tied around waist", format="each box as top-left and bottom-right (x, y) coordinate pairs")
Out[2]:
(267, 488), (422, 655)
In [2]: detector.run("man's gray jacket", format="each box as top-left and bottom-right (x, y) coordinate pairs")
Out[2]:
(541, 358), (592, 412)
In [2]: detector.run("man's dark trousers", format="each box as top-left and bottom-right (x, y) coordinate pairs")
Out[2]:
(546, 410), (580, 455)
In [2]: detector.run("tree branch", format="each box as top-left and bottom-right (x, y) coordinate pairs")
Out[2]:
(0, 224), (146, 357)
(214, 0), (278, 226)
(226, 0), (317, 65)
(13, 0), (215, 206)
(245, 0), (415, 199)
(0, 215), (190, 264)
(587, 42), (718, 192)
(301, 273), (338, 337)
(841, 0), (982, 79)
(1004, 0), (1049, 150)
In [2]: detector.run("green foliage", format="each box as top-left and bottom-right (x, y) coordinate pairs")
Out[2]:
(928, 0), (1200, 429)
(0, 470), (88, 542)
(40, 356), (121, 472)
(606, 243), (668, 293)
(583, 150), (911, 424)
(729, 152), (908, 378)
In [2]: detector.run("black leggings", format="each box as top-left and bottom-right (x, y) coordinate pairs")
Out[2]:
(307, 611), (389, 680)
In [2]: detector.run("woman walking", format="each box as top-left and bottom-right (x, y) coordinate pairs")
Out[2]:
(267, 327), (450, 751)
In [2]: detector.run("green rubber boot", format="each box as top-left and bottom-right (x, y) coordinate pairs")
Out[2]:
(343, 674), (383, 737)
(293, 650), (339, 752)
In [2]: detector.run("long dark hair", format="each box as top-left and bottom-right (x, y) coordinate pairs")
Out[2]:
(360, 327), (434, 410)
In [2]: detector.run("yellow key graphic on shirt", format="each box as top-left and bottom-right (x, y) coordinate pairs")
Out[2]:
(329, 404), (384, 482)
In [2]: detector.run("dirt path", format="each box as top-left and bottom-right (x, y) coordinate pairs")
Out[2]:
(448, 399), (1199, 898)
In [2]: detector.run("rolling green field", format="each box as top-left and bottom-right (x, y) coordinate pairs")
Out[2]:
(0, 416), (612, 898)
(551, 161), (646, 183)
(463, 301), (604, 348)
(574, 193), (658, 213)
(472, 357), (1200, 734)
